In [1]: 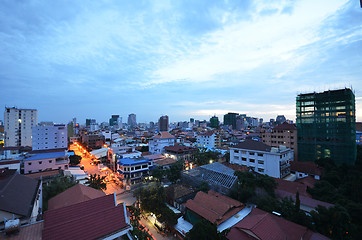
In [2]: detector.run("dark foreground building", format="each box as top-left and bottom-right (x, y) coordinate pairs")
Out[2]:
(296, 88), (356, 165)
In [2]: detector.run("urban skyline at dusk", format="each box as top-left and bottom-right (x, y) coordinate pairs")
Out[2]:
(1, 0), (362, 124)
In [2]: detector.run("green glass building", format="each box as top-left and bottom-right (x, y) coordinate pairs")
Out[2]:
(210, 116), (219, 128)
(296, 88), (356, 166)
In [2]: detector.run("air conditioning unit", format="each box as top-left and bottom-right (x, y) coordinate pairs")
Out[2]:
(4, 218), (20, 235)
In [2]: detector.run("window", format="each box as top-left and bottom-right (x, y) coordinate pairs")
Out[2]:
(49, 160), (52, 163)
(39, 161), (42, 164)
(258, 160), (264, 164)
(28, 162), (32, 165)
(249, 159), (255, 163)
(242, 157), (247, 161)
(258, 168), (264, 173)
(258, 153), (263, 157)
(234, 150), (239, 154)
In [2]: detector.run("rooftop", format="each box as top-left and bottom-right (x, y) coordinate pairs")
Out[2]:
(48, 184), (106, 210)
(43, 194), (130, 240)
(232, 139), (272, 152)
(0, 169), (40, 217)
(290, 161), (323, 176)
(273, 122), (297, 131)
(152, 131), (175, 139)
(25, 151), (67, 161)
(154, 158), (177, 166)
(227, 207), (329, 240)
(118, 157), (150, 166)
(185, 190), (244, 225)
(164, 145), (196, 153)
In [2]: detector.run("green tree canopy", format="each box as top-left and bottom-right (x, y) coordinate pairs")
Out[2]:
(86, 174), (107, 190)
(185, 219), (220, 240)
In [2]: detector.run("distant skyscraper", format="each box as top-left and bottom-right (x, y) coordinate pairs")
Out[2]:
(158, 115), (169, 131)
(128, 113), (137, 128)
(210, 116), (219, 128)
(4, 107), (37, 147)
(297, 88), (356, 166)
(109, 115), (119, 126)
(32, 122), (68, 150)
(223, 112), (238, 129)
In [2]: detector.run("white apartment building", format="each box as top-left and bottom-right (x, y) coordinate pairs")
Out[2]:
(4, 107), (37, 147)
(230, 139), (293, 178)
(32, 122), (68, 150)
(149, 131), (176, 154)
(196, 132), (220, 149)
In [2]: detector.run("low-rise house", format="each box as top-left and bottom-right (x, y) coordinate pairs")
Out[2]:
(0, 169), (42, 230)
(153, 158), (177, 169)
(163, 145), (196, 161)
(165, 184), (196, 212)
(183, 190), (251, 232)
(47, 184), (106, 210)
(290, 161), (323, 180)
(0, 159), (20, 172)
(274, 178), (333, 213)
(42, 194), (132, 240)
(149, 131), (176, 154)
(230, 139), (293, 178)
(23, 151), (69, 174)
(227, 208), (329, 240)
(117, 157), (153, 184)
(112, 146), (142, 159)
(0, 146), (30, 160)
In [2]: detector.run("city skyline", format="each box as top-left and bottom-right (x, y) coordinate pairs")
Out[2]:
(1, 0), (362, 123)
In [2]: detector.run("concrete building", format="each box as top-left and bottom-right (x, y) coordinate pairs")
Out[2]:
(32, 122), (68, 150)
(196, 132), (220, 149)
(23, 151), (69, 174)
(4, 107), (37, 147)
(230, 139), (294, 178)
(261, 122), (297, 160)
(158, 115), (169, 131)
(0, 169), (42, 230)
(224, 112), (238, 129)
(149, 131), (176, 154)
(117, 157), (153, 184)
(297, 88), (356, 165)
(128, 113), (137, 129)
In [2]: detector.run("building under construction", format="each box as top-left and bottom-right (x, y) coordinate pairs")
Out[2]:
(296, 88), (356, 166)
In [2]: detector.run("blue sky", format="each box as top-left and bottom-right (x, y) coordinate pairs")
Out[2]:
(1, 0), (362, 124)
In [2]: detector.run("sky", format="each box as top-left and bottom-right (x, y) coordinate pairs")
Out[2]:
(1, 0), (362, 124)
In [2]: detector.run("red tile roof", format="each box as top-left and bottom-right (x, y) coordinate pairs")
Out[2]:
(290, 161), (323, 176)
(185, 190), (244, 225)
(199, 132), (214, 136)
(164, 145), (196, 153)
(43, 194), (130, 240)
(154, 158), (177, 166)
(273, 122), (297, 131)
(233, 139), (272, 152)
(274, 178), (311, 198)
(47, 184), (106, 210)
(227, 208), (329, 240)
(4, 221), (43, 240)
(152, 131), (175, 139)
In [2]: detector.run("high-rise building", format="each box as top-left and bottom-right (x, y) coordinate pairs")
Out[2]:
(223, 112), (238, 129)
(109, 115), (119, 126)
(128, 113), (137, 128)
(4, 107), (37, 147)
(210, 116), (219, 128)
(32, 122), (68, 150)
(296, 88), (356, 166)
(158, 115), (169, 131)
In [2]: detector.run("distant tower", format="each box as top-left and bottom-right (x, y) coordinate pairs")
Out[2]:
(223, 112), (238, 129)
(276, 115), (286, 125)
(128, 113), (137, 128)
(158, 115), (169, 131)
(4, 107), (38, 147)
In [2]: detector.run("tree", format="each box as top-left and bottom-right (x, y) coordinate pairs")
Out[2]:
(223, 151), (230, 163)
(69, 154), (82, 166)
(42, 176), (77, 210)
(133, 184), (178, 227)
(86, 174), (107, 190)
(311, 205), (353, 240)
(197, 181), (210, 193)
(193, 148), (219, 166)
(166, 160), (184, 183)
(185, 219), (220, 240)
(152, 167), (165, 182)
